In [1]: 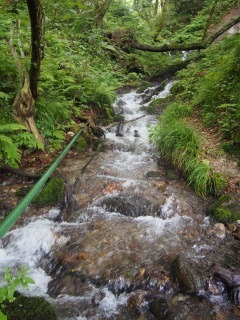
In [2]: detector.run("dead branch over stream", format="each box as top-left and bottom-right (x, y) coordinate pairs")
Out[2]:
(104, 115), (146, 130)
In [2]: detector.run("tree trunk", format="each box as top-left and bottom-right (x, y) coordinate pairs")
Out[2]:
(202, 0), (219, 41)
(10, 0), (44, 145)
(94, 0), (113, 28)
(26, 0), (43, 100)
(131, 42), (206, 52)
(154, 0), (159, 16)
(154, 0), (169, 41)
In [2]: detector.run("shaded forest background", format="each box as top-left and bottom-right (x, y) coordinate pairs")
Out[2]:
(0, 0), (240, 169)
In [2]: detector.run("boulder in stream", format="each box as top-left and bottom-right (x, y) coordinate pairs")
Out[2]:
(171, 253), (205, 294)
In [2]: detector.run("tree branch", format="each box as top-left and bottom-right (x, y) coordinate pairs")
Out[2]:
(206, 15), (240, 44)
(131, 42), (206, 52)
(128, 14), (240, 53)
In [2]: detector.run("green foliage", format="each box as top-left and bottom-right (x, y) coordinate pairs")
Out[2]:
(33, 177), (64, 208)
(172, 35), (240, 152)
(150, 102), (226, 197)
(13, 132), (44, 150)
(0, 266), (35, 320)
(0, 124), (25, 168)
(217, 104), (240, 142)
(0, 124), (44, 167)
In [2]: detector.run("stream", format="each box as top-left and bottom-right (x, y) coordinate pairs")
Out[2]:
(1, 82), (240, 319)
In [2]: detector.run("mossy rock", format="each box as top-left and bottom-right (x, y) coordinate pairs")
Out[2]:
(2, 292), (57, 320)
(213, 206), (240, 222)
(209, 194), (240, 222)
(142, 95), (173, 115)
(136, 82), (151, 93)
(74, 136), (88, 151)
(112, 114), (125, 122)
(33, 177), (64, 208)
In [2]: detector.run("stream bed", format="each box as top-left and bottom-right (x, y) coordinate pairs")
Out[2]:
(1, 82), (240, 319)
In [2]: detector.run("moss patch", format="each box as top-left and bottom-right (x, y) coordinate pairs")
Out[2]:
(209, 194), (240, 222)
(74, 136), (88, 151)
(33, 177), (64, 208)
(2, 292), (57, 320)
(141, 95), (174, 115)
(213, 206), (240, 222)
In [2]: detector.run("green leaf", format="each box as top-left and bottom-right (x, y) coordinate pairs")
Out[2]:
(0, 124), (26, 134)
(0, 310), (7, 320)
(53, 129), (65, 140)
(75, 1), (86, 9)
(0, 92), (10, 100)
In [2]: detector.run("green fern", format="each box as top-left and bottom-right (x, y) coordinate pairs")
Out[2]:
(0, 134), (21, 168)
(0, 123), (27, 168)
(13, 132), (44, 150)
(0, 124), (26, 133)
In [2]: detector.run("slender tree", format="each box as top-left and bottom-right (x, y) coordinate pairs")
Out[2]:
(10, 0), (44, 145)
(153, 0), (169, 41)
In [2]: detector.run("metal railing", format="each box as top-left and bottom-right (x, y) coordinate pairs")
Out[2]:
(0, 128), (83, 238)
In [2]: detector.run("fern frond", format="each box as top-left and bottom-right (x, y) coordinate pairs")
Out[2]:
(0, 134), (21, 168)
(13, 132), (44, 150)
(0, 123), (26, 134)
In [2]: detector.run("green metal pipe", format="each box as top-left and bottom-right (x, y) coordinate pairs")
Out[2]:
(0, 128), (83, 239)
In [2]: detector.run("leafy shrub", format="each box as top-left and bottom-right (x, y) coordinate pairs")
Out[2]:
(217, 104), (240, 143)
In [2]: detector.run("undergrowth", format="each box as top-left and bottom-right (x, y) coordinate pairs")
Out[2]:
(150, 103), (227, 197)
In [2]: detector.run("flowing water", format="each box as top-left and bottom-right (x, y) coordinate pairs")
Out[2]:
(0, 83), (240, 319)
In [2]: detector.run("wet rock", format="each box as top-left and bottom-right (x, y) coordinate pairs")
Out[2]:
(167, 294), (214, 320)
(117, 291), (156, 320)
(166, 169), (181, 180)
(146, 171), (164, 180)
(213, 265), (240, 305)
(115, 100), (126, 114)
(92, 291), (106, 306)
(153, 181), (168, 192)
(171, 253), (205, 294)
(48, 272), (93, 297)
(116, 132), (124, 137)
(134, 130), (140, 137)
(148, 296), (170, 319)
(127, 291), (145, 310)
(233, 226), (240, 240)
(99, 193), (162, 217)
(141, 82), (166, 104)
(213, 223), (226, 239)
